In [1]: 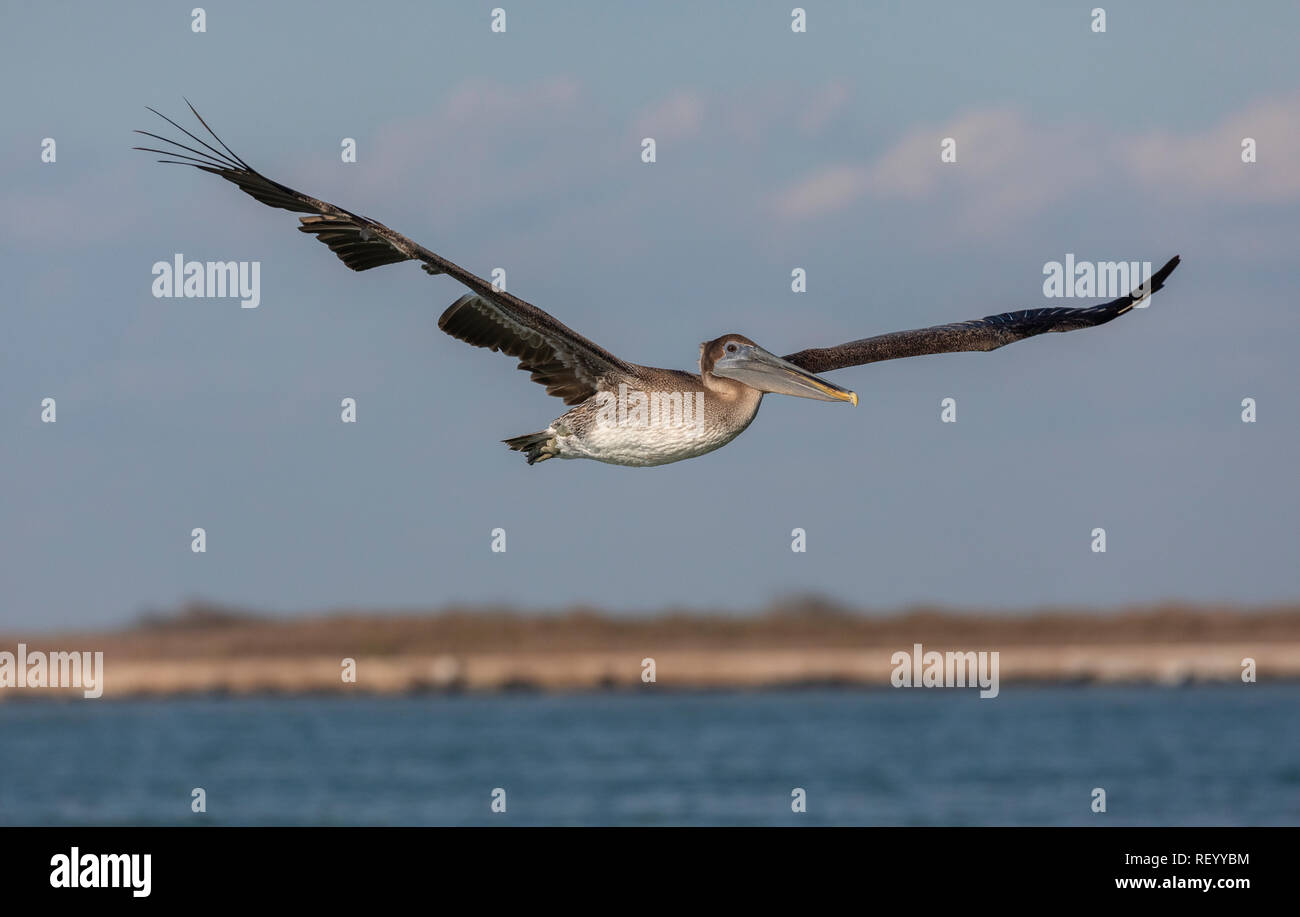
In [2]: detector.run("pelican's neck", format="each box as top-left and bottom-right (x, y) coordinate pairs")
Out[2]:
(701, 371), (763, 424)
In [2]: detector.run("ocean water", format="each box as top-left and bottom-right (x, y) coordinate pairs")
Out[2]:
(0, 685), (1296, 826)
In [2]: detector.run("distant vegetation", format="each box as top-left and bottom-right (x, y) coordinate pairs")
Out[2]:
(10, 597), (1297, 659)
(4, 598), (1296, 698)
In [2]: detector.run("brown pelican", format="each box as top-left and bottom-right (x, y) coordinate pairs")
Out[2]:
(136, 104), (1181, 467)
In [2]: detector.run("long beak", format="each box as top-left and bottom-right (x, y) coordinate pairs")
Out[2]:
(712, 344), (857, 405)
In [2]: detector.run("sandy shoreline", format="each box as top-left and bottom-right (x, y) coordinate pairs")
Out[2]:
(2, 603), (1295, 699)
(33, 643), (1300, 699)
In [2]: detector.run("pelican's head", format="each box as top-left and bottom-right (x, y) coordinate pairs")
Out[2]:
(700, 333), (857, 405)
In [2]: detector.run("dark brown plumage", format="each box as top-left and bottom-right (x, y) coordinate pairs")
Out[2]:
(784, 255), (1180, 373)
(135, 104), (1181, 467)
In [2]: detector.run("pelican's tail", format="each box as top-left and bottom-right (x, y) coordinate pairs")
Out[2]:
(503, 429), (558, 465)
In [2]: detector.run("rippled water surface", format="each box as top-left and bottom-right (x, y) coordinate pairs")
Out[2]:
(1, 686), (1296, 825)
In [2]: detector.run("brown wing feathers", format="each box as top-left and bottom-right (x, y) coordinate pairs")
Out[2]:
(296, 215), (414, 272)
(784, 255), (1180, 374)
(135, 103), (430, 274)
(437, 294), (623, 405)
(136, 103), (628, 404)
(138, 103), (1180, 403)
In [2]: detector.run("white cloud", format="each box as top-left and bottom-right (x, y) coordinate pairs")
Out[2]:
(633, 90), (706, 143)
(1120, 92), (1300, 200)
(770, 164), (873, 220)
(771, 93), (1300, 225)
(797, 82), (850, 135)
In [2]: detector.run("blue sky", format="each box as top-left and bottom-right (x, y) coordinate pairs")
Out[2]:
(2, 1), (1298, 627)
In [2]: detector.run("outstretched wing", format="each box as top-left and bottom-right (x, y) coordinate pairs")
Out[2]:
(783, 256), (1181, 374)
(135, 102), (634, 404)
(436, 293), (633, 404)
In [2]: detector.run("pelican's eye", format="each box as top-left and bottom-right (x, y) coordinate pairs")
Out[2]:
(725, 342), (739, 354)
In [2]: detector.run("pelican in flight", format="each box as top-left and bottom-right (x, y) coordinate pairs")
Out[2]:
(136, 104), (1181, 467)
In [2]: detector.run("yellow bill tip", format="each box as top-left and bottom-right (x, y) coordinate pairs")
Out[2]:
(848, 391), (858, 407)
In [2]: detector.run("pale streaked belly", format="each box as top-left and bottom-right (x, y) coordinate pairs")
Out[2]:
(557, 418), (745, 467)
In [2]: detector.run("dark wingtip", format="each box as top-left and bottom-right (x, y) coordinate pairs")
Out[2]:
(1149, 254), (1181, 291)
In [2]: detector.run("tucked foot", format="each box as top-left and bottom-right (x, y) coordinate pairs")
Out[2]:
(502, 429), (559, 465)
